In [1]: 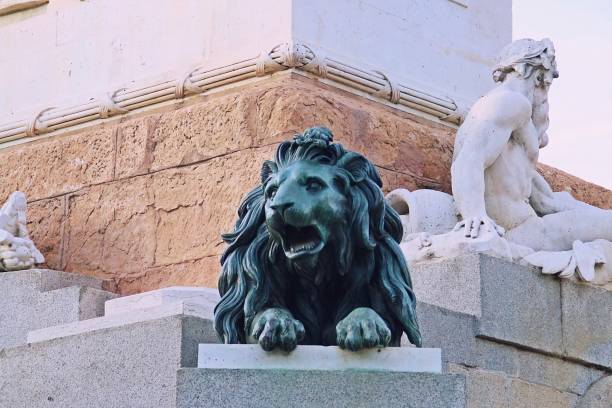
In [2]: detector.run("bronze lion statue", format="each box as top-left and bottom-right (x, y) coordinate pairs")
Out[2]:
(214, 127), (421, 351)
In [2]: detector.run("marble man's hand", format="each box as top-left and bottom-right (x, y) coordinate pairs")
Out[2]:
(453, 215), (505, 239)
(250, 308), (305, 352)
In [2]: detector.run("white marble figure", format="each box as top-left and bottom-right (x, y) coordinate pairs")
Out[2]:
(390, 38), (612, 286)
(0, 192), (44, 271)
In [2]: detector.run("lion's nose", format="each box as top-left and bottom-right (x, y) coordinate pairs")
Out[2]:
(270, 201), (294, 215)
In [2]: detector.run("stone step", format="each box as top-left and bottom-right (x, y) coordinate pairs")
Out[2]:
(0, 310), (218, 408)
(28, 286), (219, 344)
(104, 286), (219, 317)
(411, 254), (610, 406)
(0, 269), (116, 349)
(411, 254), (612, 369)
(176, 368), (466, 408)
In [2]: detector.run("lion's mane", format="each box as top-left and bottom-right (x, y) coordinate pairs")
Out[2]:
(214, 127), (422, 347)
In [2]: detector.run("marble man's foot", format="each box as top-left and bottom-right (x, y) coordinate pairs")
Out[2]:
(573, 240), (606, 281)
(524, 240), (607, 282)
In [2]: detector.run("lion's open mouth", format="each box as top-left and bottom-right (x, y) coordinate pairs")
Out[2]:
(281, 224), (325, 259)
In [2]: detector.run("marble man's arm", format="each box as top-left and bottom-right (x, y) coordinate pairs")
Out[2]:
(451, 92), (531, 238)
(529, 171), (595, 215)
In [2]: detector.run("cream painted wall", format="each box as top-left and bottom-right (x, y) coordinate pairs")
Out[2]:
(0, 0), (511, 122)
(292, 0), (512, 106)
(0, 0), (292, 120)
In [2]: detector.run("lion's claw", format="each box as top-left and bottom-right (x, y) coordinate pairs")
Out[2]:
(250, 308), (305, 352)
(336, 307), (391, 351)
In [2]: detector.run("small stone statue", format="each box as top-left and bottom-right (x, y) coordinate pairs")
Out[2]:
(0, 192), (45, 271)
(389, 38), (612, 285)
(215, 127), (421, 351)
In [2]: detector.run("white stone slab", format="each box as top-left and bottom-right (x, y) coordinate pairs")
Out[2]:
(104, 286), (219, 318)
(198, 344), (442, 373)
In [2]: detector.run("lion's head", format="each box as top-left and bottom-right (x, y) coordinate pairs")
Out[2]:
(214, 127), (421, 348)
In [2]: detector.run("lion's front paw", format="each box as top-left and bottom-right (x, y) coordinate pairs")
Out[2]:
(336, 307), (391, 351)
(250, 308), (305, 352)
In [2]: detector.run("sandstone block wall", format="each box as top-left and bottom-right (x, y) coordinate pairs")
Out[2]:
(3, 73), (611, 294)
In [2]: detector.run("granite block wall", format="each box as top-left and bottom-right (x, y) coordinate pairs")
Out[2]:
(3, 73), (610, 294)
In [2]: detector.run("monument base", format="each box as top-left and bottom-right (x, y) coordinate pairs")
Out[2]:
(176, 368), (466, 408)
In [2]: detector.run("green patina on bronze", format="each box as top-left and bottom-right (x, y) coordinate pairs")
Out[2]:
(214, 127), (421, 351)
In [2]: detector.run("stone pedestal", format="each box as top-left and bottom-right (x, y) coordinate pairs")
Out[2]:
(0, 279), (220, 408)
(176, 369), (466, 408)
(1, 262), (608, 407)
(0, 269), (116, 348)
(413, 254), (611, 408)
(198, 344), (441, 373)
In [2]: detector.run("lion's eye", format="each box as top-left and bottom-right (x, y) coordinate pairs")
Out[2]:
(266, 186), (277, 199)
(305, 178), (325, 192)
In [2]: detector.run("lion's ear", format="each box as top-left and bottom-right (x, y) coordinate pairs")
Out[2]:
(337, 152), (370, 183)
(261, 160), (278, 184)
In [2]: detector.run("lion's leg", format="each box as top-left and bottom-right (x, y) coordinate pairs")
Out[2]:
(506, 208), (612, 251)
(248, 308), (305, 352)
(336, 307), (392, 351)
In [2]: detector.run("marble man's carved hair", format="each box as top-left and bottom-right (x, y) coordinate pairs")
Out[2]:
(492, 38), (559, 83)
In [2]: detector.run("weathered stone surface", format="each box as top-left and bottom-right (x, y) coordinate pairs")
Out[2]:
(62, 145), (273, 292)
(115, 92), (257, 178)
(447, 364), (587, 408)
(447, 364), (509, 408)
(176, 369), (466, 408)
(255, 83), (317, 146)
(476, 256), (563, 355)
(114, 115), (160, 178)
(377, 166), (419, 193)
(514, 347), (606, 396)
(0, 314), (214, 408)
(0, 127), (114, 202)
(254, 78), (453, 192)
(349, 108), (452, 191)
(62, 176), (156, 282)
(416, 254), (611, 371)
(508, 378), (579, 408)
(577, 375), (612, 408)
(418, 302), (518, 376)
(411, 255), (483, 317)
(151, 146), (274, 266)
(561, 280), (612, 368)
(418, 300), (607, 396)
(0, 269), (114, 348)
(27, 197), (64, 270)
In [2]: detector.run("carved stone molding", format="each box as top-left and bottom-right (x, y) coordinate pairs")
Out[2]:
(0, 0), (48, 17)
(0, 42), (462, 146)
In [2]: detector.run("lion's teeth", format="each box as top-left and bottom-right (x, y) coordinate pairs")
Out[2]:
(289, 239), (320, 253)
